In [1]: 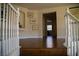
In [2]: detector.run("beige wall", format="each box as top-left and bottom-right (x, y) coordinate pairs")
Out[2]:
(38, 5), (77, 39)
(40, 7), (67, 39)
(15, 6), (42, 39)
(15, 5), (77, 39)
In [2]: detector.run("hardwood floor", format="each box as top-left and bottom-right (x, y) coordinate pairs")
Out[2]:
(20, 48), (67, 56)
(20, 36), (67, 56)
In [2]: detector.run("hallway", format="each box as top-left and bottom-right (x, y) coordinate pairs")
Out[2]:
(20, 36), (67, 56)
(0, 3), (79, 56)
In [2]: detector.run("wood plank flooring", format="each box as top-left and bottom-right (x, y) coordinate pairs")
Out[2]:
(20, 36), (67, 56)
(20, 48), (67, 56)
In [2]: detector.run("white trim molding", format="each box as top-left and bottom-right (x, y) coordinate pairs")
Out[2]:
(57, 36), (65, 39)
(19, 36), (43, 39)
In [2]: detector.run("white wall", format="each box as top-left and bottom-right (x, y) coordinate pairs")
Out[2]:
(15, 6), (43, 39)
(40, 5), (78, 39)
(15, 4), (78, 39)
(40, 7), (67, 39)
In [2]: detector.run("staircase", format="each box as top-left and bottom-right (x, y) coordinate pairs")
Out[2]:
(20, 48), (67, 56)
(20, 39), (67, 56)
(0, 3), (20, 56)
(64, 6), (79, 56)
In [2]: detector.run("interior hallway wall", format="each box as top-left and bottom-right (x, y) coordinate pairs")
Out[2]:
(40, 7), (66, 39)
(39, 5), (78, 39)
(14, 5), (42, 39)
(14, 4), (78, 39)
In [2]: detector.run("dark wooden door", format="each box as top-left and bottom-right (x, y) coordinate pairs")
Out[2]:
(43, 12), (57, 39)
(51, 12), (57, 39)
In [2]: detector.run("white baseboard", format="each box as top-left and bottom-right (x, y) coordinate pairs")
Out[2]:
(19, 35), (65, 39)
(19, 36), (43, 39)
(57, 36), (65, 39)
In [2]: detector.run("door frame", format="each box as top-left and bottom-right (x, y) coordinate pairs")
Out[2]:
(42, 12), (57, 39)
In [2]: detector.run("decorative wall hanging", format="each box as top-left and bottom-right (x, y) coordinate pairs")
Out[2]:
(19, 11), (25, 29)
(27, 12), (34, 18)
(27, 11), (39, 31)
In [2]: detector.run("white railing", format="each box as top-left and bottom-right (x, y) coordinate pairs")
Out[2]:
(0, 3), (19, 56)
(0, 3), (1, 56)
(64, 7), (79, 56)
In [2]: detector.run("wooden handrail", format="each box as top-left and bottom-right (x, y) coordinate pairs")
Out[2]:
(65, 8), (79, 22)
(8, 3), (18, 13)
(69, 6), (79, 9)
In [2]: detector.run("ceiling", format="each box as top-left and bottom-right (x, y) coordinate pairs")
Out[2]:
(13, 3), (79, 10)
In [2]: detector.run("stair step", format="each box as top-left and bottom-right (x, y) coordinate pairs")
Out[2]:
(20, 48), (67, 56)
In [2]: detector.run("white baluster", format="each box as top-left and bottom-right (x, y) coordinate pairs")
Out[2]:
(0, 3), (19, 56)
(0, 3), (1, 56)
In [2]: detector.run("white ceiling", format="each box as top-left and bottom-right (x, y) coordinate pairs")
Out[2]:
(13, 3), (79, 10)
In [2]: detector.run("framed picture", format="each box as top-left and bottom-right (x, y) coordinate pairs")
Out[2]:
(19, 11), (25, 29)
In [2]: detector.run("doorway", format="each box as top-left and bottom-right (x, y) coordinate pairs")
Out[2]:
(43, 12), (57, 48)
